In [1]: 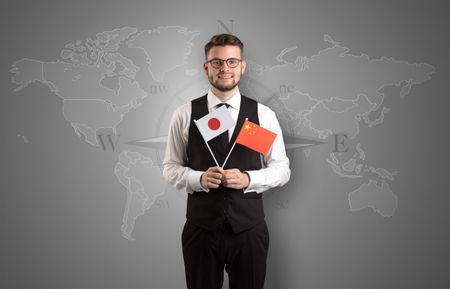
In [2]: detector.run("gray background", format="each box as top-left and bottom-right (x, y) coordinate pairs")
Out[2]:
(2, 0), (449, 288)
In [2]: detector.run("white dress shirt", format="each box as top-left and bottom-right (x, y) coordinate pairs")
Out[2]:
(162, 88), (290, 194)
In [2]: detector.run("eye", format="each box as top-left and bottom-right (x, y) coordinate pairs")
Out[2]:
(228, 59), (239, 66)
(211, 60), (221, 67)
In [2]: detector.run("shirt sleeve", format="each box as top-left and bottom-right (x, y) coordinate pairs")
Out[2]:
(162, 104), (209, 194)
(244, 104), (291, 193)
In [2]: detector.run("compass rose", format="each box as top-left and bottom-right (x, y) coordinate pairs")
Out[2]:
(124, 134), (326, 150)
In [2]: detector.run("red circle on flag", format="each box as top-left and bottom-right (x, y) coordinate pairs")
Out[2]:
(208, 118), (221, 130)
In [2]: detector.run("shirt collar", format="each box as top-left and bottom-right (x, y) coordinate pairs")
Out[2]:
(207, 88), (241, 111)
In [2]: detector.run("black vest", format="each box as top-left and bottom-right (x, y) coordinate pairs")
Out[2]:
(187, 94), (264, 233)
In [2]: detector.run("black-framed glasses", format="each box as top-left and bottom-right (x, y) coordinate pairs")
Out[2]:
(205, 58), (242, 68)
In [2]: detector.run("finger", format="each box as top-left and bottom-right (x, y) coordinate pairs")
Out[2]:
(207, 177), (220, 186)
(208, 182), (219, 188)
(223, 182), (238, 189)
(223, 171), (235, 179)
(209, 172), (223, 180)
(224, 169), (240, 178)
(224, 173), (239, 181)
(223, 178), (239, 187)
(211, 167), (225, 174)
(207, 176), (221, 184)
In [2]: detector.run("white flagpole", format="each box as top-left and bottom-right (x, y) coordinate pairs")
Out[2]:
(221, 117), (248, 168)
(221, 140), (236, 168)
(194, 119), (220, 167)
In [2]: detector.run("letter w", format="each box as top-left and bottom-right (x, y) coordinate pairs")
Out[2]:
(97, 134), (121, 152)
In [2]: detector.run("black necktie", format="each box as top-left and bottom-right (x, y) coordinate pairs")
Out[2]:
(216, 103), (230, 149)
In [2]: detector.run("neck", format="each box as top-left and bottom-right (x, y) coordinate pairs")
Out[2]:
(211, 86), (238, 102)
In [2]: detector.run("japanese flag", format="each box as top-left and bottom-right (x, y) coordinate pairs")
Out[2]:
(194, 105), (235, 142)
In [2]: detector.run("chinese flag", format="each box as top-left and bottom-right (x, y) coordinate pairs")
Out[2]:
(236, 120), (277, 155)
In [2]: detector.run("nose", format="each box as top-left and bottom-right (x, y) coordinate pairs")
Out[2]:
(219, 63), (231, 72)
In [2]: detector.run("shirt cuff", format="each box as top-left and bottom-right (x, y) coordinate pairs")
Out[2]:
(243, 170), (263, 194)
(187, 170), (209, 193)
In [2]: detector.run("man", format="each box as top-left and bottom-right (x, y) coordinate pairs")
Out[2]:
(163, 34), (290, 289)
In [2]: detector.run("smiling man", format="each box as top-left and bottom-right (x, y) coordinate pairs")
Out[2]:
(163, 34), (290, 289)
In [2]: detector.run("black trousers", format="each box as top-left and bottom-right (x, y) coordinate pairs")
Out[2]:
(181, 220), (269, 289)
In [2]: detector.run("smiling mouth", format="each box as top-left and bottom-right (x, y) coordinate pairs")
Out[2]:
(218, 74), (233, 79)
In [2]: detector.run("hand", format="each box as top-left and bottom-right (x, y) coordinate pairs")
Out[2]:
(201, 166), (225, 189)
(222, 169), (250, 190)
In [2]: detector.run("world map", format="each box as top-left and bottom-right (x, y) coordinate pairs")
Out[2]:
(10, 26), (435, 240)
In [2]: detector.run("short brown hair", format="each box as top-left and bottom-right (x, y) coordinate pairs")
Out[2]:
(204, 34), (244, 58)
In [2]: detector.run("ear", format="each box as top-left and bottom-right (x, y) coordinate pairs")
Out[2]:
(241, 60), (247, 75)
(203, 62), (209, 74)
